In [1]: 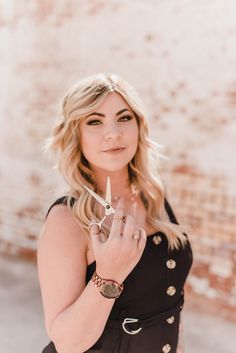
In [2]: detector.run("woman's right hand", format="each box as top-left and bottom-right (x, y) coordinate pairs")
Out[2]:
(89, 198), (147, 284)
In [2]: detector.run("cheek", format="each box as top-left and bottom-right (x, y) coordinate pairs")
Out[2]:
(80, 125), (99, 145)
(125, 124), (139, 155)
(80, 129), (97, 159)
(80, 129), (106, 167)
(129, 123), (139, 144)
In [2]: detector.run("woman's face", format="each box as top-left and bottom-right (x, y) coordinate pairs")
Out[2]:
(79, 92), (139, 173)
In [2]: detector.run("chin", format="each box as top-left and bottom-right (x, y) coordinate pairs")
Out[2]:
(89, 150), (136, 172)
(101, 164), (129, 172)
(91, 160), (131, 173)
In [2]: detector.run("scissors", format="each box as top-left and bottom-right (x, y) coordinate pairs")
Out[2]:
(83, 176), (116, 230)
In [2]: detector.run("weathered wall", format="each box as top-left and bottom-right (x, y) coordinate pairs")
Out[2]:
(0, 0), (235, 321)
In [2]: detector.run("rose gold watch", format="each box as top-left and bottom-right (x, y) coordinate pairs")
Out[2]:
(91, 271), (124, 299)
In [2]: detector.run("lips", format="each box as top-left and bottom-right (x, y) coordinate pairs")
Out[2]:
(103, 147), (126, 152)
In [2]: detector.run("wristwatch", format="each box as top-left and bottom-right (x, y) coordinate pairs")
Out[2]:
(91, 271), (124, 299)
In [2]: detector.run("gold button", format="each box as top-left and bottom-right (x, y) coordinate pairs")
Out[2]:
(166, 259), (176, 269)
(166, 316), (175, 324)
(167, 286), (176, 296)
(153, 235), (162, 245)
(162, 344), (171, 353)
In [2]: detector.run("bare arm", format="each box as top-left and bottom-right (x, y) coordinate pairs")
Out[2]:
(37, 205), (116, 353)
(37, 200), (146, 353)
(48, 280), (116, 353)
(177, 313), (185, 353)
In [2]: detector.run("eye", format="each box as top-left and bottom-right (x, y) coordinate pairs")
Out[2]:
(119, 115), (133, 122)
(86, 119), (102, 125)
(86, 115), (133, 126)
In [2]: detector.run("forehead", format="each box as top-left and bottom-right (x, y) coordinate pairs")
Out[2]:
(96, 92), (130, 112)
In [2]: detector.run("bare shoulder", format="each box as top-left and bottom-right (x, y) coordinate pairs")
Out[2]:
(38, 203), (88, 261)
(37, 203), (89, 335)
(38, 203), (88, 245)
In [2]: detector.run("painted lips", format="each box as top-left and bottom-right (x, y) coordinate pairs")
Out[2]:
(103, 148), (126, 154)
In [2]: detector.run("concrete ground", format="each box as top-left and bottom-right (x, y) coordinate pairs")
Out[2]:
(0, 255), (235, 353)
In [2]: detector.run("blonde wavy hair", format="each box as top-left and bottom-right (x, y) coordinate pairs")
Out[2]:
(43, 73), (187, 251)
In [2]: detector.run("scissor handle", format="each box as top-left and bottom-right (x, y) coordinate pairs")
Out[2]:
(105, 203), (115, 216)
(88, 216), (106, 232)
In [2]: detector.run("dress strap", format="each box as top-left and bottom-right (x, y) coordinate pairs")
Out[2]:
(45, 196), (77, 219)
(164, 197), (190, 241)
(164, 197), (179, 225)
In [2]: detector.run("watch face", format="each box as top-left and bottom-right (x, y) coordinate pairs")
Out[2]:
(100, 281), (120, 298)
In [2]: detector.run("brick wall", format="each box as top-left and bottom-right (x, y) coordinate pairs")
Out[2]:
(163, 167), (236, 322)
(0, 0), (235, 322)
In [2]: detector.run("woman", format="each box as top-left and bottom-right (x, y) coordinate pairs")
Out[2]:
(37, 73), (193, 353)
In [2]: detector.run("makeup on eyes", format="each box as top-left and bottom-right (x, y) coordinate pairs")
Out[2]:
(86, 115), (133, 125)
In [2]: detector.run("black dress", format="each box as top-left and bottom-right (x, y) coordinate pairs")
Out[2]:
(42, 196), (193, 353)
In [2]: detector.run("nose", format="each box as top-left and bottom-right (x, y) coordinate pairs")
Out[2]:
(104, 121), (122, 140)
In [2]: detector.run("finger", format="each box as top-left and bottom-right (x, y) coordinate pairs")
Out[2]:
(88, 222), (101, 241)
(132, 228), (140, 245)
(122, 214), (135, 239)
(99, 229), (108, 243)
(137, 228), (147, 250)
(110, 198), (125, 238)
(131, 199), (138, 219)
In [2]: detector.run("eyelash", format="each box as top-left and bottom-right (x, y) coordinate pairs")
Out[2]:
(86, 115), (133, 125)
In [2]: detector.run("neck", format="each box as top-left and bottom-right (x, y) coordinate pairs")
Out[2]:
(98, 184), (139, 203)
(93, 168), (133, 197)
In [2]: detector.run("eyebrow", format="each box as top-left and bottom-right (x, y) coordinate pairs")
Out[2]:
(85, 108), (131, 119)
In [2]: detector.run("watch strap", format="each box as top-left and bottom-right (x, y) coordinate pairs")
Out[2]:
(91, 271), (124, 298)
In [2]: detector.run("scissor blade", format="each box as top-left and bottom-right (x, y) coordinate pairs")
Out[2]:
(105, 176), (113, 216)
(106, 176), (111, 204)
(83, 184), (107, 207)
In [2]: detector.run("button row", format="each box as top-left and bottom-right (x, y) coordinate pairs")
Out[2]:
(152, 235), (178, 352)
